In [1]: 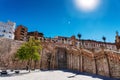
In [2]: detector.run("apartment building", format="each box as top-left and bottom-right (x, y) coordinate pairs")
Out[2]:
(27, 31), (44, 41)
(0, 21), (16, 39)
(14, 25), (28, 41)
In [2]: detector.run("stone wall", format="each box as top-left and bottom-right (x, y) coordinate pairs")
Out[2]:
(43, 46), (120, 79)
(0, 38), (120, 79)
(0, 38), (24, 69)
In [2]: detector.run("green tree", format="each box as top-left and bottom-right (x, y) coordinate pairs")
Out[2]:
(102, 36), (106, 43)
(102, 36), (106, 47)
(15, 38), (42, 72)
(77, 33), (81, 41)
(77, 33), (82, 48)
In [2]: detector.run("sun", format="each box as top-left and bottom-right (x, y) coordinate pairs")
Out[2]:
(74, 0), (100, 12)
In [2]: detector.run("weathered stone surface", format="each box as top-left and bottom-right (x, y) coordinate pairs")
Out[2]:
(0, 38), (120, 79)
(0, 38), (24, 69)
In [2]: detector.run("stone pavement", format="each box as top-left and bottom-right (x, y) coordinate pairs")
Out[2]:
(0, 70), (118, 80)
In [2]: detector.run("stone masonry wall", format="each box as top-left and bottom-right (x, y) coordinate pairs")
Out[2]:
(0, 38), (120, 79)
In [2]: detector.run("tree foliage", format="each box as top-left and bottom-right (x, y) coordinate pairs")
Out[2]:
(102, 36), (106, 42)
(15, 38), (42, 71)
(77, 33), (81, 41)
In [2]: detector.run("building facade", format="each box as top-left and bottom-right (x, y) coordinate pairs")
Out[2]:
(27, 31), (44, 41)
(14, 25), (28, 41)
(76, 40), (116, 50)
(0, 21), (16, 39)
(49, 36), (117, 50)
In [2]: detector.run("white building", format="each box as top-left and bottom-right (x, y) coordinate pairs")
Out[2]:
(0, 21), (16, 39)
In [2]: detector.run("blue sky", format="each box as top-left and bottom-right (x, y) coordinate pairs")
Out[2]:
(0, 0), (120, 42)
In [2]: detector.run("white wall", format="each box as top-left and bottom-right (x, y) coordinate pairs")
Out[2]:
(0, 21), (16, 39)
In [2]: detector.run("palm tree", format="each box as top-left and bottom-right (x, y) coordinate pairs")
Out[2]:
(77, 33), (81, 41)
(102, 36), (106, 43)
(77, 33), (82, 48)
(102, 36), (106, 47)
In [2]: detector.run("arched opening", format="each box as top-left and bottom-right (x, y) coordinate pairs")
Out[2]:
(57, 48), (67, 69)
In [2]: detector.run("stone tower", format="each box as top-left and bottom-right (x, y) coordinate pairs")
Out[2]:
(115, 31), (120, 49)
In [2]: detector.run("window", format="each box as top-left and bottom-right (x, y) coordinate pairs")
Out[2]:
(3, 30), (6, 32)
(0, 34), (4, 37)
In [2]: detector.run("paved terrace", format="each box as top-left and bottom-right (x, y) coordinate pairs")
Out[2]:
(0, 70), (117, 80)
